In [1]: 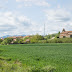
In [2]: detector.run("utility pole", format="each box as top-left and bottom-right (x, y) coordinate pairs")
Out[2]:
(44, 23), (45, 36)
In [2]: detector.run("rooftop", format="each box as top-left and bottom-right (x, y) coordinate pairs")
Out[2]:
(61, 31), (72, 34)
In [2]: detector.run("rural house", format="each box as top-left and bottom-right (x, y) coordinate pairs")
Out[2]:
(23, 35), (31, 38)
(59, 29), (72, 38)
(1, 37), (4, 40)
(9, 36), (23, 41)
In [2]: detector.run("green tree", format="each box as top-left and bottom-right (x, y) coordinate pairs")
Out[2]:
(0, 39), (3, 44)
(13, 38), (20, 44)
(55, 31), (60, 38)
(47, 34), (52, 39)
(1, 38), (13, 45)
(30, 34), (44, 43)
(18, 39), (24, 44)
(1, 40), (8, 45)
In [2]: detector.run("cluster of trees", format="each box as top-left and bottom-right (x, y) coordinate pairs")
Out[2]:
(1, 38), (13, 45)
(47, 38), (72, 43)
(30, 34), (44, 43)
(0, 34), (44, 45)
(0, 32), (72, 45)
(0, 39), (3, 44)
(45, 31), (60, 39)
(1, 38), (24, 45)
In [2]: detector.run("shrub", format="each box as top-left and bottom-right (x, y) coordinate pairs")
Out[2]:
(31, 65), (56, 72)
(18, 39), (24, 44)
(13, 41), (18, 44)
(41, 65), (56, 72)
(38, 40), (48, 43)
(13, 38), (24, 44)
(0, 39), (3, 44)
(30, 34), (44, 43)
(1, 40), (8, 45)
(47, 38), (72, 43)
(1, 38), (13, 45)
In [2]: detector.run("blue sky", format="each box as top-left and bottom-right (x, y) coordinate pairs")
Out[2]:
(0, 0), (72, 36)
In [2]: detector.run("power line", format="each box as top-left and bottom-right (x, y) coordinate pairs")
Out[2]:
(44, 23), (45, 36)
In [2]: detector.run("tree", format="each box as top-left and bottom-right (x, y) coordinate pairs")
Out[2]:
(55, 31), (60, 38)
(18, 39), (24, 44)
(0, 39), (3, 44)
(30, 34), (44, 43)
(1, 38), (13, 45)
(1, 40), (8, 45)
(46, 34), (52, 39)
(13, 38), (20, 44)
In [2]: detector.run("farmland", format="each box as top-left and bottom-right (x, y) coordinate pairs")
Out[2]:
(0, 43), (72, 72)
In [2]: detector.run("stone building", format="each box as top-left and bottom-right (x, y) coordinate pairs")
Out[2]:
(59, 29), (72, 38)
(8, 36), (23, 41)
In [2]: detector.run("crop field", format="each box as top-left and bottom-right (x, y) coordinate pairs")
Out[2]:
(0, 43), (72, 72)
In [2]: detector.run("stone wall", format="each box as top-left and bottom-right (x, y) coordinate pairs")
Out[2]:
(59, 34), (70, 38)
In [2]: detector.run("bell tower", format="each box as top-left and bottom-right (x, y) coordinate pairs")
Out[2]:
(62, 28), (65, 32)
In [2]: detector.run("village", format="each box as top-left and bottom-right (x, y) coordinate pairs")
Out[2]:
(0, 29), (72, 45)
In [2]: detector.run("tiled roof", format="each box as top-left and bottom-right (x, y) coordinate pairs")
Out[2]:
(23, 36), (30, 38)
(61, 31), (72, 34)
(16, 36), (23, 38)
(9, 36), (17, 38)
(26, 39), (30, 41)
(8, 36), (23, 39)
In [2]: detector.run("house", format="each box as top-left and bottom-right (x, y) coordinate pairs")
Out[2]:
(1, 37), (4, 40)
(25, 39), (30, 43)
(23, 35), (30, 39)
(8, 36), (23, 41)
(59, 29), (72, 38)
(23, 35), (31, 43)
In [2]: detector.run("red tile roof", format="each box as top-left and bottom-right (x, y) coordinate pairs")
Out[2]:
(61, 31), (72, 34)
(8, 36), (23, 39)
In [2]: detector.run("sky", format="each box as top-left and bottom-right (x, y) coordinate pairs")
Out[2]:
(0, 0), (72, 37)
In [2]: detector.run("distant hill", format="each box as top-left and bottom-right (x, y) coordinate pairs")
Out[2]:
(0, 35), (26, 39)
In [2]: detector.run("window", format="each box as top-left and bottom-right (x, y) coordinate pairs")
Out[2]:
(70, 35), (72, 38)
(63, 36), (66, 38)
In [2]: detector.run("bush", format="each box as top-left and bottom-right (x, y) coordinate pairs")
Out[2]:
(0, 39), (3, 44)
(1, 38), (13, 45)
(18, 39), (24, 44)
(31, 65), (56, 72)
(38, 40), (48, 43)
(30, 38), (38, 43)
(47, 38), (72, 43)
(1, 40), (8, 45)
(30, 34), (44, 43)
(13, 41), (18, 44)
(13, 38), (22, 44)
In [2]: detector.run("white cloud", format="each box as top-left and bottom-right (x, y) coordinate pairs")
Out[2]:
(16, 0), (33, 2)
(36, 1), (50, 7)
(0, 8), (72, 37)
(44, 8), (72, 33)
(57, 5), (61, 9)
(16, 0), (50, 7)
(18, 16), (30, 22)
(0, 11), (42, 37)
(4, 32), (7, 34)
(24, 4), (32, 7)
(44, 8), (71, 22)
(17, 4), (23, 8)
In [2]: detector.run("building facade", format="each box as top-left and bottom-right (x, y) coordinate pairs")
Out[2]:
(8, 36), (23, 41)
(59, 29), (72, 38)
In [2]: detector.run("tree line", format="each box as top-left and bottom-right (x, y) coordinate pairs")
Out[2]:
(0, 32), (72, 45)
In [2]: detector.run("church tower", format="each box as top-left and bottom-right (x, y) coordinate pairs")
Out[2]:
(62, 28), (65, 32)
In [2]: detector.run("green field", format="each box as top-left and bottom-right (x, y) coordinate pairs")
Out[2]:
(0, 43), (72, 72)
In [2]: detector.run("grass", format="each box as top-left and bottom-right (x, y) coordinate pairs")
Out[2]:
(0, 43), (72, 72)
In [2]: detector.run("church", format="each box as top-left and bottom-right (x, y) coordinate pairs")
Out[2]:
(59, 29), (72, 38)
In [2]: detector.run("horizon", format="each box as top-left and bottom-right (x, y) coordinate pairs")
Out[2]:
(0, 0), (72, 37)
